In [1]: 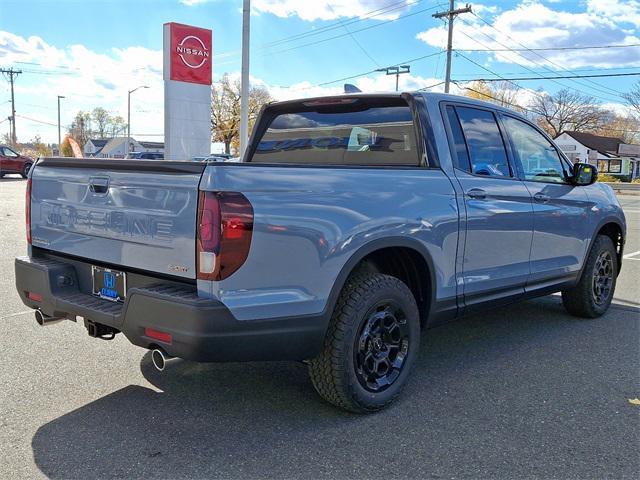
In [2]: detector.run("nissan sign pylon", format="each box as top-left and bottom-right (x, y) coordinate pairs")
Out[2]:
(163, 22), (212, 160)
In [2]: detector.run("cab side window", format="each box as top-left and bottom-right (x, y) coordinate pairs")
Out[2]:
(502, 115), (567, 184)
(454, 106), (511, 177)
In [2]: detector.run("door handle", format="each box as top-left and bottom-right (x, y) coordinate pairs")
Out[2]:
(466, 188), (487, 200)
(533, 193), (550, 203)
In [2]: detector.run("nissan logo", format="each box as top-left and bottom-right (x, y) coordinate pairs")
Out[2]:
(175, 35), (209, 69)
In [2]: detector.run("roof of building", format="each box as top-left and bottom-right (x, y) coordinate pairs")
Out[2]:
(557, 131), (625, 155)
(88, 138), (110, 148)
(139, 141), (164, 149)
(99, 137), (134, 155)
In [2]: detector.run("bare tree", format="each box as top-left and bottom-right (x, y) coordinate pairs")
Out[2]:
(623, 81), (640, 117)
(92, 107), (110, 138)
(68, 111), (92, 147)
(530, 89), (604, 137)
(211, 74), (272, 155)
(108, 115), (127, 137)
(593, 110), (640, 144)
(463, 80), (523, 111)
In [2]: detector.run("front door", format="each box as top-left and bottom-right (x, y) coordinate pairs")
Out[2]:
(445, 104), (534, 308)
(0, 146), (21, 173)
(500, 114), (592, 287)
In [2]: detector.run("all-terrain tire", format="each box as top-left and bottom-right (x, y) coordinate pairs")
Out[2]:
(308, 272), (420, 413)
(562, 235), (618, 318)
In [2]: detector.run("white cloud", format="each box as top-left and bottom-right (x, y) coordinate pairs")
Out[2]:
(416, 1), (640, 69)
(0, 30), (164, 144)
(1, 28), (453, 144)
(252, 0), (414, 21)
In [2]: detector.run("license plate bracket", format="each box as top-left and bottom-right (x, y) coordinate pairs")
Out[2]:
(92, 266), (126, 303)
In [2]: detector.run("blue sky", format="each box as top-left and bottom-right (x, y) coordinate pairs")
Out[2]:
(1, 0), (639, 143)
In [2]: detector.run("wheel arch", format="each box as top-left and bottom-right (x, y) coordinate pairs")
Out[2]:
(594, 218), (625, 275)
(323, 237), (436, 326)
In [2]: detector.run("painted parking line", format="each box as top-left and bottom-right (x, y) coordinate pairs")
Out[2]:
(623, 250), (640, 260)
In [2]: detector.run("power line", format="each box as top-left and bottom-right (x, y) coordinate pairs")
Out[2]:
(459, 43), (640, 52)
(453, 65), (640, 77)
(468, 11), (625, 99)
(454, 51), (528, 92)
(16, 114), (58, 127)
(215, 0), (423, 59)
(455, 82), (640, 135)
(315, 50), (444, 87)
(216, 3), (441, 66)
(455, 25), (623, 103)
(326, 2), (381, 68)
(462, 72), (640, 82)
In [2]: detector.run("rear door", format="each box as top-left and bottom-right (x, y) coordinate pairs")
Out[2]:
(444, 104), (533, 307)
(500, 114), (591, 286)
(30, 159), (205, 279)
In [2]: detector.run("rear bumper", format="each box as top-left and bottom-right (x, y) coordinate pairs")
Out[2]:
(14, 255), (326, 362)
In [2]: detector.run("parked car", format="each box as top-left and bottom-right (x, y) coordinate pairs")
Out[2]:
(192, 155), (228, 162)
(15, 93), (626, 412)
(126, 151), (164, 160)
(0, 145), (33, 178)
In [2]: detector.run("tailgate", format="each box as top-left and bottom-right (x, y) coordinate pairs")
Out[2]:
(30, 158), (205, 279)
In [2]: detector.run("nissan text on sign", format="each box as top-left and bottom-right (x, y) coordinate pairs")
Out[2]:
(163, 22), (213, 160)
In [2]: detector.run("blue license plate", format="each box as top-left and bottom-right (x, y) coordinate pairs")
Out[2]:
(92, 266), (126, 302)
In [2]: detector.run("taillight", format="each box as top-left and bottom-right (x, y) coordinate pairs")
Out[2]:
(25, 178), (32, 245)
(197, 191), (254, 281)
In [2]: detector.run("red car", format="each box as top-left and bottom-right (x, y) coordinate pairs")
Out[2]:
(0, 145), (34, 178)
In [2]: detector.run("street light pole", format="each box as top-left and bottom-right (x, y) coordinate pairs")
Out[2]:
(57, 95), (65, 153)
(126, 85), (149, 157)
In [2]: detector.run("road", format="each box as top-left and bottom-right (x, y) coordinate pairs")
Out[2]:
(1, 177), (638, 479)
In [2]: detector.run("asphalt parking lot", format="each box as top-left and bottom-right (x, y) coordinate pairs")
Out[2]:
(1, 177), (638, 479)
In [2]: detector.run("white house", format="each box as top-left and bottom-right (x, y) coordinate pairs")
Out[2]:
(83, 138), (110, 157)
(554, 131), (640, 180)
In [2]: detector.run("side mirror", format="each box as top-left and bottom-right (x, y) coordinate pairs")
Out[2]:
(572, 162), (598, 186)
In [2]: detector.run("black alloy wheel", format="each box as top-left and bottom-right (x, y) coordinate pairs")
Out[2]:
(354, 301), (410, 392)
(592, 250), (614, 306)
(562, 234), (618, 318)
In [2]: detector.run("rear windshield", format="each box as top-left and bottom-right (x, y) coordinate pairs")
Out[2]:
(250, 99), (421, 166)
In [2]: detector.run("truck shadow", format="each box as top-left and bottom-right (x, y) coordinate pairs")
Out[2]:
(31, 297), (639, 479)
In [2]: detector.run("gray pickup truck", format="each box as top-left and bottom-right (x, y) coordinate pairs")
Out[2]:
(15, 93), (626, 412)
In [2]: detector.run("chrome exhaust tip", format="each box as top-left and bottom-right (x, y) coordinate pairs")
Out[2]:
(151, 349), (177, 372)
(35, 310), (63, 327)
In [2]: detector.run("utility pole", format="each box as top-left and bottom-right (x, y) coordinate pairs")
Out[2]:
(57, 95), (65, 152)
(1, 68), (22, 145)
(433, 1), (472, 93)
(239, 0), (250, 159)
(376, 65), (411, 91)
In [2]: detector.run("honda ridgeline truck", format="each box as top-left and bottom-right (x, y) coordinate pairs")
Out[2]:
(15, 93), (626, 412)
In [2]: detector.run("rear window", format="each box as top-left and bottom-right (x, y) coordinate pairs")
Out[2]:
(251, 100), (421, 166)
